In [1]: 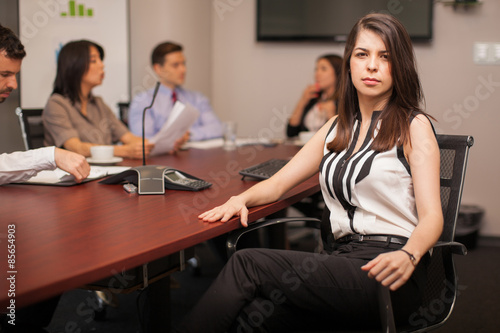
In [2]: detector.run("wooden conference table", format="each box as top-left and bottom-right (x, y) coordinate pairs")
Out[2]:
(0, 143), (319, 313)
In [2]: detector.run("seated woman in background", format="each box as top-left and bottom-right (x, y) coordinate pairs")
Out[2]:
(287, 53), (342, 138)
(43, 40), (154, 159)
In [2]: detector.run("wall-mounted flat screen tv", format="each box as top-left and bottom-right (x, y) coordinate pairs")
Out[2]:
(257, 0), (433, 42)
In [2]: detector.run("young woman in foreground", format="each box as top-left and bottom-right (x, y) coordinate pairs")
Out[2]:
(178, 13), (442, 332)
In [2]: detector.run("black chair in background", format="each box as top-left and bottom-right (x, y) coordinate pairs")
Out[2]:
(118, 102), (130, 126)
(226, 134), (474, 333)
(15, 107), (45, 150)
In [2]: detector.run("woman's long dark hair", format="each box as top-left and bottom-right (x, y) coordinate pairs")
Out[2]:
(327, 13), (427, 153)
(52, 40), (104, 105)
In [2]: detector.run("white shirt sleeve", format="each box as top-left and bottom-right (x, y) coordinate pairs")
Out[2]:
(0, 147), (57, 185)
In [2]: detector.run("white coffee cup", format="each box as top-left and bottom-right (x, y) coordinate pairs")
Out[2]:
(299, 131), (315, 144)
(90, 145), (114, 161)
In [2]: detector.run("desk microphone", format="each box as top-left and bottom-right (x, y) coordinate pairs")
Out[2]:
(100, 82), (169, 194)
(129, 82), (168, 194)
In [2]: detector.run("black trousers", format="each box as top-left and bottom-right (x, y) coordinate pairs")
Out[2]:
(176, 241), (428, 333)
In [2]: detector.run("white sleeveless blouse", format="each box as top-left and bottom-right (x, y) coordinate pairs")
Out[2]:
(319, 112), (418, 240)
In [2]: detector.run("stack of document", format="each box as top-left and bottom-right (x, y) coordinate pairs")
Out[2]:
(150, 101), (200, 155)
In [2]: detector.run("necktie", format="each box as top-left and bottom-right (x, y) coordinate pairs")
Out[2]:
(172, 91), (177, 104)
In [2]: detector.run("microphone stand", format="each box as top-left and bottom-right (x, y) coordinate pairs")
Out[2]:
(132, 82), (168, 194)
(142, 81), (160, 165)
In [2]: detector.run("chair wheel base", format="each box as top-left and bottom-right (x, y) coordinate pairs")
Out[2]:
(93, 306), (107, 321)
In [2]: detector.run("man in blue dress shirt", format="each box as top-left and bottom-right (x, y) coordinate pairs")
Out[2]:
(129, 41), (223, 145)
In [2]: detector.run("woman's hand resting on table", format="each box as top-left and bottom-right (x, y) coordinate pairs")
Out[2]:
(361, 249), (417, 291)
(198, 196), (251, 227)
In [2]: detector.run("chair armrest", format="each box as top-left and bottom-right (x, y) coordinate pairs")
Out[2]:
(433, 241), (468, 256)
(378, 284), (397, 333)
(377, 240), (467, 333)
(226, 217), (321, 258)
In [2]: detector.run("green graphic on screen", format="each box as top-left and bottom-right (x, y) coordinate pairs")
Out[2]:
(60, 1), (94, 17)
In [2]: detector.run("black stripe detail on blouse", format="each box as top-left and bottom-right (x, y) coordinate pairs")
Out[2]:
(324, 118), (338, 143)
(397, 146), (411, 175)
(332, 121), (360, 233)
(353, 111), (383, 183)
(330, 111), (383, 233)
(320, 118), (339, 200)
(322, 151), (338, 200)
(396, 110), (434, 176)
(356, 151), (379, 183)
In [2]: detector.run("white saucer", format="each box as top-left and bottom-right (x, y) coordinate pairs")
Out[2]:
(86, 157), (123, 165)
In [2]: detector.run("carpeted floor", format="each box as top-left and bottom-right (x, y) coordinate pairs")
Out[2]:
(42, 237), (500, 332)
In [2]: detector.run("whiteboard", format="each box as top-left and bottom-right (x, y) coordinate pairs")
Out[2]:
(19, 0), (129, 116)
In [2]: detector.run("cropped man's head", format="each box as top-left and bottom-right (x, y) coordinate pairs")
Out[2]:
(0, 24), (26, 103)
(151, 42), (186, 89)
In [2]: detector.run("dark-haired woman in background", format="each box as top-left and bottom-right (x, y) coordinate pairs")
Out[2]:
(287, 54), (342, 138)
(43, 40), (154, 159)
(177, 13), (442, 332)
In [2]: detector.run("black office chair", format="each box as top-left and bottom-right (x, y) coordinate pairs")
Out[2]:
(15, 107), (45, 150)
(118, 102), (130, 126)
(226, 134), (474, 333)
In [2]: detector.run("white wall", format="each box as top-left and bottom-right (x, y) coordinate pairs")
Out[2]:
(212, 0), (345, 138)
(414, 1), (500, 237)
(19, 0), (129, 113)
(210, 0), (500, 236)
(129, 0), (212, 101)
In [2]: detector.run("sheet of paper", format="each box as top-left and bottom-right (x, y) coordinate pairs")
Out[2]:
(183, 138), (276, 150)
(149, 101), (200, 156)
(184, 138), (224, 149)
(91, 166), (131, 176)
(24, 166), (131, 185)
(235, 138), (275, 146)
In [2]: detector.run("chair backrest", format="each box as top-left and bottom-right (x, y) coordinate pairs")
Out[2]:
(15, 107), (45, 150)
(397, 134), (473, 332)
(436, 134), (474, 242)
(320, 134), (474, 257)
(118, 102), (130, 126)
